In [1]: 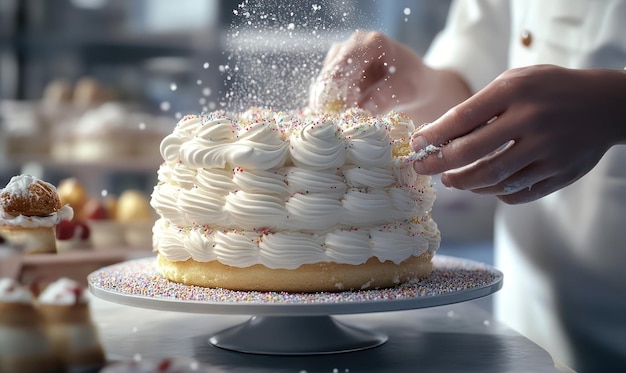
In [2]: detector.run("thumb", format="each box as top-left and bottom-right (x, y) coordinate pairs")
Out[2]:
(409, 122), (447, 175)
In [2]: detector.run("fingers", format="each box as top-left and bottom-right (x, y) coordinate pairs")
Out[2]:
(407, 65), (618, 204)
(415, 79), (510, 145)
(439, 140), (521, 189)
(318, 31), (378, 81)
(439, 143), (576, 204)
(444, 159), (551, 195)
(411, 76), (514, 175)
(412, 113), (516, 175)
(341, 31), (393, 108)
(313, 31), (395, 110)
(495, 176), (572, 204)
(324, 40), (346, 65)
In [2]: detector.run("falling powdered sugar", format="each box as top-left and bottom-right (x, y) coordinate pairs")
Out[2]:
(221, 0), (376, 112)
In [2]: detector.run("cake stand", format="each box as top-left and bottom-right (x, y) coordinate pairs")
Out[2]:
(88, 255), (502, 355)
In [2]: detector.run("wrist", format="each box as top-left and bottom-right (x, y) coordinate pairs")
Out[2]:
(607, 68), (626, 145)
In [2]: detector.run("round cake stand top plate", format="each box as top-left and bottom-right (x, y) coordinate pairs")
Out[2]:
(88, 255), (502, 316)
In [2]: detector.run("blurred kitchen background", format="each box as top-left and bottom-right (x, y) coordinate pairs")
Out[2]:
(0, 0), (495, 260)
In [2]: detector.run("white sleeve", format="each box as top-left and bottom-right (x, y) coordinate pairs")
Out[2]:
(424, 0), (512, 93)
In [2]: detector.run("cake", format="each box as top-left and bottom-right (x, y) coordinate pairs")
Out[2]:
(0, 278), (63, 373)
(0, 175), (73, 254)
(36, 277), (105, 371)
(151, 107), (440, 292)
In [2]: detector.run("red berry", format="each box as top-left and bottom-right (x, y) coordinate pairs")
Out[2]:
(75, 221), (90, 240)
(157, 359), (172, 372)
(81, 199), (111, 220)
(56, 220), (75, 240)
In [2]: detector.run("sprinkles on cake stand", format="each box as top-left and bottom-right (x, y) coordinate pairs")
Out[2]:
(88, 256), (502, 311)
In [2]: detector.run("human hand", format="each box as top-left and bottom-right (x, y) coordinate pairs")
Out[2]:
(309, 31), (470, 123)
(411, 64), (626, 204)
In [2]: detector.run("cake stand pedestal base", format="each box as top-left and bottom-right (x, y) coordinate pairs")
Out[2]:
(209, 315), (387, 355)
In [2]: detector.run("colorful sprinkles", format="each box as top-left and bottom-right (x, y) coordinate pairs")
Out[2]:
(88, 256), (502, 306)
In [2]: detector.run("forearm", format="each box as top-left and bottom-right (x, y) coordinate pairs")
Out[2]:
(401, 67), (472, 126)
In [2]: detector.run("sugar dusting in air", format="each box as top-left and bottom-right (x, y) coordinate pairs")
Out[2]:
(157, 3), (422, 118)
(221, 0), (364, 112)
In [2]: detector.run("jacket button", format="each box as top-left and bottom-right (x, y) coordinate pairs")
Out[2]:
(521, 30), (532, 47)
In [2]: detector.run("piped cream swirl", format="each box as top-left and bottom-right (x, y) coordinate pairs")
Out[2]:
(289, 118), (345, 170)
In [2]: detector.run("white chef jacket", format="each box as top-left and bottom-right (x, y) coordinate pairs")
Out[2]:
(424, 0), (626, 371)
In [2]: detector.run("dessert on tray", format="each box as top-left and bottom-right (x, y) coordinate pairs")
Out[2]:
(36, 277), (105, 372)
(0, 278), (63, 373)
(56, 177), (155, 250)
(81, 196), (126, 249)
(0, 175), (73, 254)
(55, 219), (91, 252)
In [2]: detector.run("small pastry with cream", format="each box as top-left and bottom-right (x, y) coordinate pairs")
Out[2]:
(36, 277), (105, 372)
(0, 175), (73, 254)
(0, 278), (63, 373)
(55, 219), (92, 252)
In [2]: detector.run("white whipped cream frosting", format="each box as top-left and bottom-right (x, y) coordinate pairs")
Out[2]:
(151, 108), (440, 269)
(0, 278), (33, 304)
(0, 205), (73, 228)
(38, 277), (88, 305)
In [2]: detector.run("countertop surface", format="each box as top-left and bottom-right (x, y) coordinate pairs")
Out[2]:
(91, 294), (564, 373)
